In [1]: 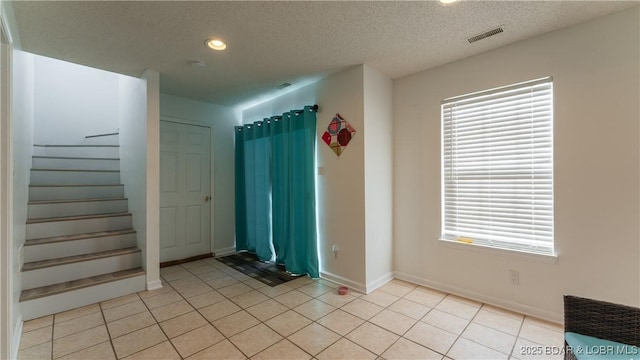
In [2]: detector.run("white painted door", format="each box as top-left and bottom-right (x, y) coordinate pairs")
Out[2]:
(160, 121), (211, 262)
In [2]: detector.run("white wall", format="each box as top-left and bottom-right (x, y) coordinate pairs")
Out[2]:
(117, 74), (150, 282)
(242, 66), (369, 291)
(33, 56), (119, 145)
(393, 7), (640, 322)
(159, 93), (239, 256)
(363, 65), (393, 290)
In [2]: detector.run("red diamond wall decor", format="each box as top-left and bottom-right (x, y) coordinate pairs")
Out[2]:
(322, 113), (356, 156)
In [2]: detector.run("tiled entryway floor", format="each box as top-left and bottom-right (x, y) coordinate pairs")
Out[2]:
(18, 257), (564, 359)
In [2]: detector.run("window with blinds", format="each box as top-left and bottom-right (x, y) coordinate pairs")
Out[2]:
(441, 77), (554, 256)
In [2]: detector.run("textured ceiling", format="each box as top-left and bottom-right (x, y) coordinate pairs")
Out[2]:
(10, 1), (638, 108)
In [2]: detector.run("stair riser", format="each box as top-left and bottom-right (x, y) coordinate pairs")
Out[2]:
(29, 185), (125, 201)
(26, 215), (132, 240)
(33, 146), (119, 158)
(30, 170), (120, 185)
(28, 199), (128, 219)
(24, 233), (137, 262)
(20, 274), (145, 321)
(22, 252), (141, 289)
(32, 158), (120, 171)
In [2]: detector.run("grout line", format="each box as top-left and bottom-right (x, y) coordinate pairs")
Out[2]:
(98, 302), (119, 359)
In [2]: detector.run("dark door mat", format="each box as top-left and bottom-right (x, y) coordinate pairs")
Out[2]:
(217, 252), (300, 287)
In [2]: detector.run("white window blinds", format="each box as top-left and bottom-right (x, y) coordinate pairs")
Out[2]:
(441, 77), (554, 255)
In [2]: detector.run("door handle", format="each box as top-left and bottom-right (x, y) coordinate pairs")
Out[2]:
(204, 195), (211, 202)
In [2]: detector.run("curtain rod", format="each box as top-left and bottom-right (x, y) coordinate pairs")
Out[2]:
(236, 104), (319, 130)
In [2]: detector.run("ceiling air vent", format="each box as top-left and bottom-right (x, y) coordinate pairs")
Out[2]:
(467, 26), (504, 44)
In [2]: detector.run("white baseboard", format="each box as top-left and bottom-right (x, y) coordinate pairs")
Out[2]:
(366, 272), (394, 293)
(214, 246), (237, 257)
(320, 271), (367, 294)
(11, 315), (22, 360)
(394, 271), (563, 324)
(146, 279), (163, 291)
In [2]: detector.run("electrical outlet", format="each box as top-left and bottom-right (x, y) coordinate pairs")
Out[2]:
(331, 244), (338, 258)
(509, 269), (520, 285)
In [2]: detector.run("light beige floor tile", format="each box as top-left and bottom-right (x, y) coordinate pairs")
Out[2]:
(183, 263), (216, 275)
(186, 290), (226, 309)
(218, 282), (254, 298)
(258, 283), (294, 298)
(58, 341), (115, 360)
(196, 269), (228, 281)
(246, 299), (289, 321)
(169, 277), (212, 298)
(317, 291), (357, 308)
(378, 281), (415, 298)
(206, 275), (239, 289)
(138, 284), (173, 300)
(286, 276), (315, 289)
(422, 309), (470, 335)
(404, 322), (457, 355)
(253, 339), (312, 360)
(141, 290), (182, 309)
(382, 337), (443, 360)
(297, 282), (333, 298)
(159, 311), (208, 338)
(294, 299), (336, 320)
(481, 304), (525, 321)
(511, 338), (563, 360)
(54, 311), (104, 339)
(445, 294), (482, 308)
(54, 304), (100, 323)
(388, 299), (430, 320)
(447, 337), (509, 360)
(522, 316), (563, 332)
(19, 326), (52, 350)
(288, 323), (341, 356)
(473, 309), (523, 335)
(199, 299), (241, 322)
(360, 290), (400, 308)
(107, 311), (156, 339)
(518, 321), (564, 348)
(52, 325), (109, 358)
(22, 315), (53, 333)
(212, 310), (260, 337)
(317, 338), (376, 360)
(101, 293), (140, 310)
(435, 297), (480, 320)
(404, 287), (447, 307)
(102, 299), (148, 322)
(316, 309), (365, 336)
(17, 341), (51, 360)
(345, 322), (399, 355)
(462, 322), (516, 354)
(124, 341), (181, 360)
(341, 299), (384, 320)
(150, 299), (194, 322)
(187, 339), (246, 360)
(230, 289), (269, 308)
(243, 278), (268, 289)
(265, 310), (312, 337)
(160, 266), (192, 282)
(229, 323), (283, 357)
(111, 324), (167, 359)
(274, 290), (313, 308)
(171, 324), (225, 358)
(369, 309), (417, 335)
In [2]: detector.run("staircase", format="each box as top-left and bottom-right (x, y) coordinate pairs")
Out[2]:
(19, 134), (146, 321)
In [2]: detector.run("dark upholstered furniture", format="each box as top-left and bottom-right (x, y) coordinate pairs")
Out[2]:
(564, 295), (640, 360)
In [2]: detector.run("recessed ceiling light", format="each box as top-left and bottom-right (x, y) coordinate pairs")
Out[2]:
(439, 0), (460, 5)
(206, 39), (227, 50)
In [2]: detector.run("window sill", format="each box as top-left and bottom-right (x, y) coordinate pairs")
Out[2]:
(438, 238), (559, 264)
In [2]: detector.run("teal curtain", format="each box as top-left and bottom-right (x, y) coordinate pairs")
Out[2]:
(235, 105), (319, 278)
